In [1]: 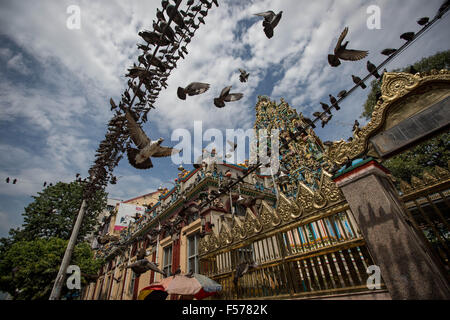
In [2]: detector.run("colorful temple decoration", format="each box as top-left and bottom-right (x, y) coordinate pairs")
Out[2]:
(253, 96), (330, 199)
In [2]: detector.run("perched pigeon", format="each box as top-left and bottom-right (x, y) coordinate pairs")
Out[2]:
(409, 65), (418, 75)
(166, 5), (186, 28)
(320, 102), (331, 115)
(239, 69), (250, 83)
(337, 90), (347, 99)
(352, 75), (367, 89)
(329, 95), (340, 110)
(125, 110), (181, 169)
(43, 182), (47, 187)
(381, 48), (397, 56)
(12, 179), (17, 184)
(177, 82), (210, 100)
(328, 27), (368, 67)
(353, 120), (360, 132)
(367, 61), (381, 79)
(254, 10), (283, 39)
(127, 259), (166, 277)
(313, 112), (333, 128)
(302, 117), (316, 129)
(417, 17), (429, 26)
(214, 86), (244, 108)
(436, 0), (450, 19)
(400, 32), (415, 42)
(5, 177), (9, 183)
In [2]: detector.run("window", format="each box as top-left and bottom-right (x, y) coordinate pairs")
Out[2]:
(163, 245), (173, 276)
(187, 233), (200, 273)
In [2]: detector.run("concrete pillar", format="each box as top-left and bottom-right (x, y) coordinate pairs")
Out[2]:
(333, 160), (450, 299)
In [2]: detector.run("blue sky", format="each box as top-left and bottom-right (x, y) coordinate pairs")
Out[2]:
(0, 0), (449, 238)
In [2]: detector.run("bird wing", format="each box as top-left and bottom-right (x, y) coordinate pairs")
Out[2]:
(334, 27), (348, 53)
(187, 82), (210, 95)
(339, 49), (368, 61)
(254, 11), (275, 20)
(125, 110), (151, 149)
(227, 140), (236, 149)
(224, 93), (243, 102)
(271, 12), (282, 28)
(220, 86), (232, 99)
(152, 146), (182, 158)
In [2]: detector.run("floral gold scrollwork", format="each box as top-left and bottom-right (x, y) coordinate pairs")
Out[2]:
(199, 237), (208, 255)
(422, 171), (438, 185)
(243, 208), (263, 236)
(296, 182), (314, 214)
(410, 176), (424, 189)
(218, 223), (233, 247)
(208, 233), (220, 251)
(231, 216), (246, 241)
(325, 71), (450, 167)
(313, 190), (327, 209)
(277, 193), (294, 223)
(320, 171), (344, 203)
(259, 201), (281, 229)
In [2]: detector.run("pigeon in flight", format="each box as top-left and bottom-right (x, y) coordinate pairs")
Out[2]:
(328, 27), (368, 67)
(214, 86), (244, 108)
(127, 259), (166, 277)
(239, 69), (250, 83)
(367, 61), (381, 79)
(255, 10), (283, 39)
(125, 110), (181, 170)
(352, 75), (367, 89)
(177, 82), (210, 100)
(227, 140), (238, 152)
(233, 262), (258, 286)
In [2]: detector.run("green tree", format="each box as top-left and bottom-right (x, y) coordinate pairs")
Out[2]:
(0, 238), (103, 300)
(12, 181), (107, 242)
(360, 51), (450, 182)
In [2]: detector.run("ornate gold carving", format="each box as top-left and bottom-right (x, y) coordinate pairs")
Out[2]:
(260, 200), (281, 229)
(231, 216), (246, 241)
(218, 223), (233, 247)
(422, 170), (438, 185)
(320, 171), (344, 202)
(435, 165), (450, 179)
(399, 179), (413, 194)
(296, 182), (314, 213)
(243, 208), (263, 236)
(277, 193), (294, 222)
(208, 233), (220, 251)
(410, 176), (424, 189)
(325, 71), (450, 166)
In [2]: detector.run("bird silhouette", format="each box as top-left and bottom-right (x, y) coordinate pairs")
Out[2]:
(337, 90), (347, 99)
(417, 17), (429, 26)
(127, 259), (166, 277)
(313, 112), (332, 128)
(177, 82), (210, 100)
(5, 177), (10, 183)
(328, 27), (368, 67)
(367, 61), (381, 79)
(436, 0), (450, 19)
(214, 86), (244, 108)
(329, 95), (340, 110)
(13, 179), (17, 184)
(320, 102), (331, 115)
(227, 140), (238, 152)
(381, 48), (397, 56)
(254, 11), (283, 39)
(233, 262), (258, 286)
(352, 75), (366, 89)
(239, 69), (250, 83)
(125, 110), (181, 170)
(400, 32), (415, 42)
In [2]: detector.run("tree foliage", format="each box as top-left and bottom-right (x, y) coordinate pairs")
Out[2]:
(0, 238), (103, 300)
(12, 181), (107, 242)
(360, 51), (450, 182)
(0, 180), (107, 299)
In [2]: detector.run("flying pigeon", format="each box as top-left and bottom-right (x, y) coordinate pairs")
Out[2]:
(136, 248), (150, 260)
(214, 86), (244, 108)
(227, 140), (238, 152)
(328, 27), (368, 67)
(233, 262), (258, 286)
(367, 61), (381, 79)
(239, 69), (250, 83)
(125, 110), (182, 170)
(127, 259), (166, 277)
(329, 95), (340, 110)
(352, 75), (367, 89)
(400, 32), (415, 42)
(255, 10), (283, 39)
(313, 112), (333, 128)
(381, 48), (397, 56)
(417, 17), (429, 26)
(177, 82), (210, 100)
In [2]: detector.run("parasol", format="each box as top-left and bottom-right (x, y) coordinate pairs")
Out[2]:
(137, 285), (168, 300)
(153, 273), (222, 300)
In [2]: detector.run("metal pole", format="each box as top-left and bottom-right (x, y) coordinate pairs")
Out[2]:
(49, 199), (87, 300)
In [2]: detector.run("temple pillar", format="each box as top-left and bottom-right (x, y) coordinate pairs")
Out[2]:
(333, 160), (450, 299)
